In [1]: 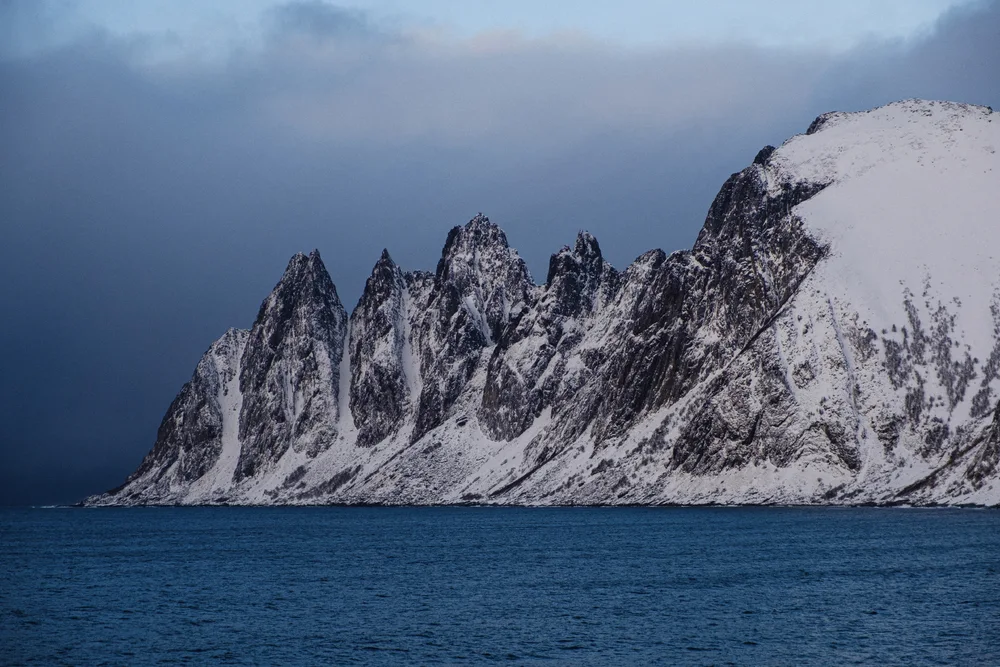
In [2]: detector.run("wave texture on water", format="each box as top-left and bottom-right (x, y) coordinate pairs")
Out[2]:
(2, 507), (999, 665)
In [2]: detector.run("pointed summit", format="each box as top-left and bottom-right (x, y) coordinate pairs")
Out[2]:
(463, 213), (506, 245)
(544, 231), (617, 317)
(435, 213), (514, 282)
(363, 248), (400, 291)
(430, 214), (533, 341)
(236, 249), (348, 480)
(270, 249), (337, 307)
(411, 214), (536, 442)
(357, 247), (404, 311)
(574, 230), (601, 258)
(467, 212), (492, 228)
(350, 248), (409, 447)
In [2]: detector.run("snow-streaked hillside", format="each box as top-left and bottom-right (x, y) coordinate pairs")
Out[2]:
(88, 100), (1000, 507)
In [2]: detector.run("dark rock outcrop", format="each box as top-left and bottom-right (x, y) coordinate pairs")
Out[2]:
(236, 250), (347, 480)
(411, 214), (535, 442)
(349, 250), (409, 447)
(479, 231), (620, 442)
(967, 402), (1000, 488)
(108, 328), (247, 499)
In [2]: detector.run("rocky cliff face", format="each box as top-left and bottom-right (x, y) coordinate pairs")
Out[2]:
(90, 100), (1000, 507)
(348, 250), (409, 448)
(109, 328), (247, 500)
(410, 214), (536, 443)
(479, 230), (619, 443)
(236, 250), (347, 480)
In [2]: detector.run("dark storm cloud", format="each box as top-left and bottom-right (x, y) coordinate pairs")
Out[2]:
(267, 0), (378, 40)
(812, 0), (1000, 109)
(1, 0), (997, 504)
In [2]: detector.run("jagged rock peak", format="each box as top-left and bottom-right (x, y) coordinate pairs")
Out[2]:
(356, 249), (403, 303)
(753, 145), (776, 165)
(247, 249), (343, 341)
(349, 247), (410, 447)
(360, 248), (402, 297)
(543, 230), (619, 319)
(547, 230), (604, 283)
(118, 327), (249, 500)
(235, 247), (347, 480)
(468, 211), (497, 231)
(435, 213), (522, 281)
(411, 214), (536, 442)
(244, 250), (344, 353)
(264, 249), (340, 309)
(288, 247), (323, 264)
(574, 229), (600, 255)
(430, 212), (535, 340)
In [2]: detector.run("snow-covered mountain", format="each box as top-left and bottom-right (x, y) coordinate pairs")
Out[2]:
(90, 100), (1000, 506)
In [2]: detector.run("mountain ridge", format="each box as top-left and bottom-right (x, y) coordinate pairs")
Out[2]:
(88, 99), (1000, 507)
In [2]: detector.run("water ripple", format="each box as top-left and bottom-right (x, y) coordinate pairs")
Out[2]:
(2, 506), (999, 665)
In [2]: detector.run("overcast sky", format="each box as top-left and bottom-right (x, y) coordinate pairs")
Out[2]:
(1, 0), (998, 505)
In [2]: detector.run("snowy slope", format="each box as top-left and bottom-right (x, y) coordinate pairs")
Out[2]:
(89, 100), (1000, 507)
(762, 100), (1000, 503)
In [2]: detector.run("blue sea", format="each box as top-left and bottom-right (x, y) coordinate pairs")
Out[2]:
(2, 507), (998, 665)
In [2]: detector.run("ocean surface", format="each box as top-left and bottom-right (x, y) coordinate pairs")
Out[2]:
(2, 507), (998, 665)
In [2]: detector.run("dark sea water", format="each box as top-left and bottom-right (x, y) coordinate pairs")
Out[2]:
(2, 507), (999, 666)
